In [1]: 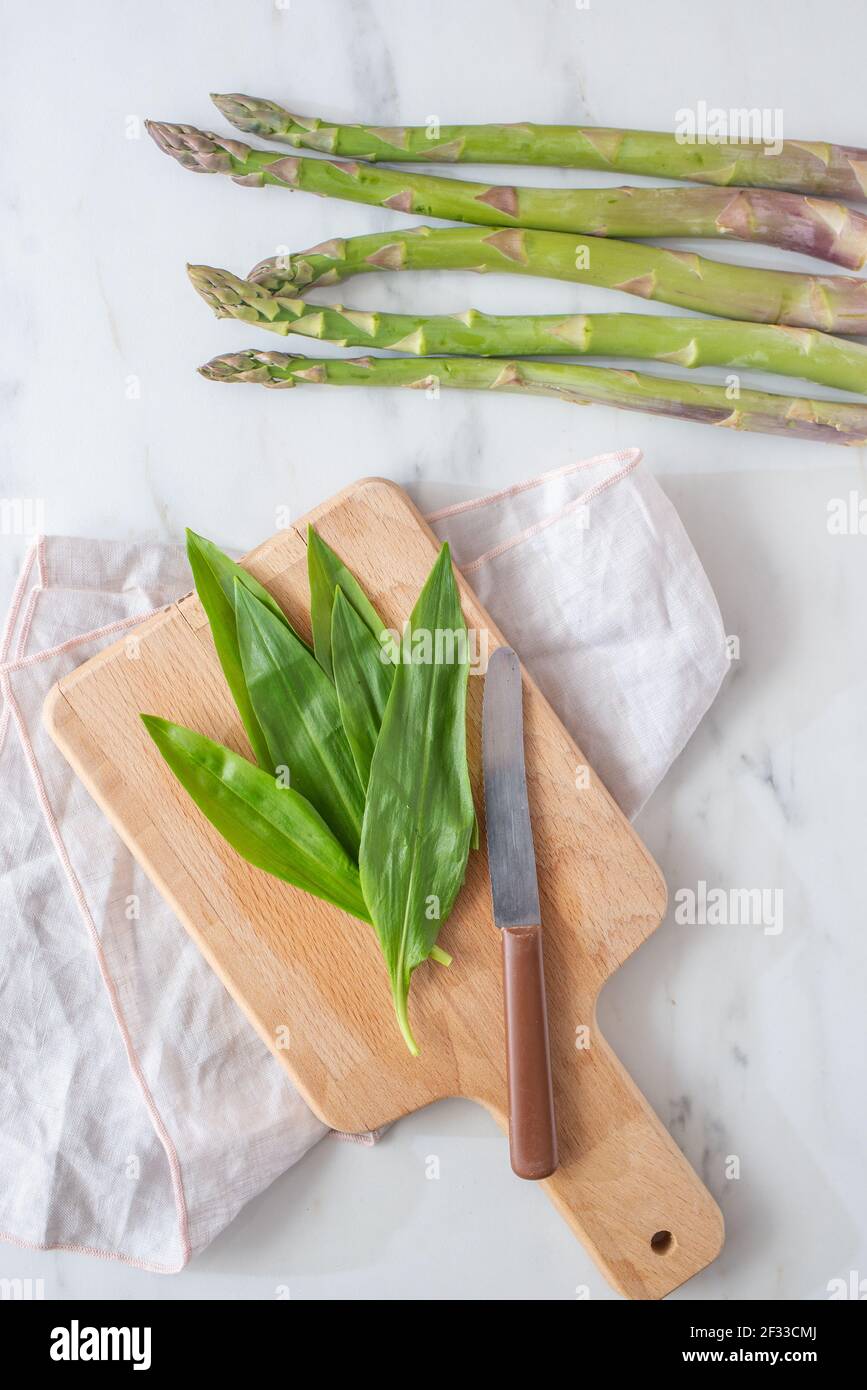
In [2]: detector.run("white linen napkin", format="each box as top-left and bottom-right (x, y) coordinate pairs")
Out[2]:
(0, 451), (727, 1271)
(429, 449), (728, 818)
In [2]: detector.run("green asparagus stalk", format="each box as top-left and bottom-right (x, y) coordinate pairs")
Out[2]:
(198, 349), (867, 448)
(189, 264), (867, 396)
(147, 120), (867, 270)
(211, 94), (867, 202)
(247, 224), (867, 337)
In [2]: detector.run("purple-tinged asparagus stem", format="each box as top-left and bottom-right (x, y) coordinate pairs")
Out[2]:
(198, 350), (867, 448)
(704, 190), (867, 270)
(147, 121), (867, 269)
(211, 94), (867, 202)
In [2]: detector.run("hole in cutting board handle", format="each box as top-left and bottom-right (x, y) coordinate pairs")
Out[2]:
(650, 1230), (675, 1255)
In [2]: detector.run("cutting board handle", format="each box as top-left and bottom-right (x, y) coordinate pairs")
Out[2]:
(485, 1028), (724, 1299)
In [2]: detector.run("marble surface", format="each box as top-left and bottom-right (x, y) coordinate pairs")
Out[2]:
(2, 0), (866, 1300)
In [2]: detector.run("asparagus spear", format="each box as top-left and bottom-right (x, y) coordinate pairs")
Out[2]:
(198, 349), (867, 448)
(147, 120), (867, 270)
(189, 264), (867, 396)
(211, 94), (867, 201)
(247, 224), (867, 336)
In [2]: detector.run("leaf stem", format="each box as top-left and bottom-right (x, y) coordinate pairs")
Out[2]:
(392, 975), (419, 1057)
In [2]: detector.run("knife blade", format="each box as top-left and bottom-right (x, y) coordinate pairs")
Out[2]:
(482, 646), (558, 1181)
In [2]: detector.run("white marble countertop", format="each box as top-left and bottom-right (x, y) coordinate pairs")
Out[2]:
(3, 0), (866, 1301)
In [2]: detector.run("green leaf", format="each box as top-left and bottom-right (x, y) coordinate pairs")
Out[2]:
(140, 715), (370, 921)
(331, 586), (394, 790)
(307, 524), (396, 679)
(185, 529), (310, 769)
(234, 579), (365, 860)
(359, 543), (475, 1054)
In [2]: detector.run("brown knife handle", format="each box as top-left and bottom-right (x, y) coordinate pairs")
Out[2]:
(501, 924), (558, 1180)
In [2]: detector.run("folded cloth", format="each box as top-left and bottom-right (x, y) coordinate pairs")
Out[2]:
(430, 449), (727, 818)
(0, 452), (727, 1271)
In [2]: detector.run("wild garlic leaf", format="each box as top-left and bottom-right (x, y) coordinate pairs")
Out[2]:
(140, 715), (370, 921)
(359, 543), (475, 1054)
(235, 579), (365, 860)
(307, 525), (396, 679)
(185, 528), (310, 769)
(331, 586), (394, 790)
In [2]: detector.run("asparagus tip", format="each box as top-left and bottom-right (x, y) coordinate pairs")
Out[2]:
(210, 91), (290, 139)
(187, 261), (217, 285)
(145, 120), (241, 175)
(188, 264), (283, 326)
(187, 263), (224, 314)
(145, 118), (178, 155)
(199, 350), (302, 387)
(210, 92), (242, 125)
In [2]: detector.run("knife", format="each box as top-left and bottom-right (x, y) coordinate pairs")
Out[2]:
(482, 646), (558, 1181)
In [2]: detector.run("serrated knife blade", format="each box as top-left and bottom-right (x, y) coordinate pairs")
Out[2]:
(482, 646), (558, 1181)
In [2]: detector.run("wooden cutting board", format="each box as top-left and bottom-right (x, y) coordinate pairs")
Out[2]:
(44, 478), (723, 1299)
